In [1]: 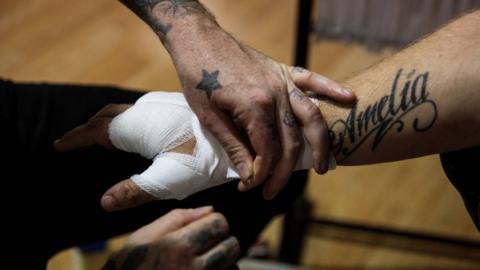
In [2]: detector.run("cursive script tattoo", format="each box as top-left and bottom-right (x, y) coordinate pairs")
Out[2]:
(329, 69), (438, 162)
(283, 111), (297, 127)
(196, 69), (222, 98)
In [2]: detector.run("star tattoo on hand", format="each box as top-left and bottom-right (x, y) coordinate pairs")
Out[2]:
(196, 69), (222, 98)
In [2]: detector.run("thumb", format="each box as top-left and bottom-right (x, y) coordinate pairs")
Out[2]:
(291, 66), (356, 104)
(199, 108), (254, 181)
(101, 179), (155, 212)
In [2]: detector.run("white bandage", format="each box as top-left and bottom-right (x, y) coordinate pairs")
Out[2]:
(109, 92), (336, 200)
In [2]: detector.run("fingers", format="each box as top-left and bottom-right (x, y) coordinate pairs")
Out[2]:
(291, 66), (356, 104)
(196, 107), (254, 181)
(173, 212), (231, 254)
(248, 111), (281, 191)
(197, 236), (240, 270)
(101, 179), (155, 212)
(262, 94), (302, 200)
(289, 88), (330, 174)
(127, 207), (214, 246)
(95, 104), (132, 118)
(233, 92), (281, 192)
(54, 117), (112, 152)
(54, 104), (131, 152)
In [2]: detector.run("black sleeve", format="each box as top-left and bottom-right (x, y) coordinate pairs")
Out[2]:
(440, 145), (480, 231)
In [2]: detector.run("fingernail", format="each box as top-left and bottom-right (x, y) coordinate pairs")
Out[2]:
(101, 195), (118, 210)
(237, 162), (252, 180)
(194, 206), (213, 216)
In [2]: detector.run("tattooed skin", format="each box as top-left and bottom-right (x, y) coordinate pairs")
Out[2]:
(289, 88), (306, 101)
(329, 69), (438, 162)
(120, 0), (209, 41)
(283, 111), (297, 127)
(196, 69), (222, 98)
(203, 237), (239, 269)
(292, 66), (308, 74)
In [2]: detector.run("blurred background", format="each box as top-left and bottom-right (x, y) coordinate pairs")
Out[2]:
(1, 0), (479, 269)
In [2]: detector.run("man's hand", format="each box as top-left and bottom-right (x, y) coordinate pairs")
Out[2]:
(118, 0), (356, 199)
(181, 44), (355, 200)
(55, 104), (156, 211)
(103, 206), (240, 270)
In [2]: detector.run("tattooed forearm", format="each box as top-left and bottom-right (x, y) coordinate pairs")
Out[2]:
(119, 0), (212, 41)
(196, 69), (222, 98)
(329, 69), (438, 162)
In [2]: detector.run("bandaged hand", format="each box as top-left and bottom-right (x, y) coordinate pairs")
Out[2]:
(55, 91), (335, 211)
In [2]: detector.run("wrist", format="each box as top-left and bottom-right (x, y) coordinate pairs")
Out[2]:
(163, 14), (221, 51)
(119, 0), (218, 43)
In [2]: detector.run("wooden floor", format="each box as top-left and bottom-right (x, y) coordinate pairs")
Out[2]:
(1, 0), (479, 269)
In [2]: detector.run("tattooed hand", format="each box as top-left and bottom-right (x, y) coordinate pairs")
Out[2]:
(103, 206), (240, 270)
(119, 0), (356, 199)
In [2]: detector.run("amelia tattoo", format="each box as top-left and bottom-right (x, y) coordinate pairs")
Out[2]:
(329, 69), (438, 162)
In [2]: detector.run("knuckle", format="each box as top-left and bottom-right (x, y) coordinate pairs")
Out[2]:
(286, 139), (302, 154)
(171, 241), (191, 256)
(197, 110), (215, 128)
(167, 208), (190, 223)
(209, 213), (229, 233)
(304, 103), (322, 121)
(224, 236), (240, 254)
(252, 91), (274, 110)
(102, 104), (116, 112)
(86, 117), (103, 130)
(306, 70), (315, 82)
(230, 237), (240, 250)
(96, 104), (117, 117)
(123, 181), (142, 203)
(223, 143), (249, 164)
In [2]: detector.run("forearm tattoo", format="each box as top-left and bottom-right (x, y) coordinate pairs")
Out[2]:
(196, 69), (222, 98)
(329, 69), (438, 162)
(120, 0), (210, 41)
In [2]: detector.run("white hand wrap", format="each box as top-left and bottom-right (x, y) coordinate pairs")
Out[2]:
(109, 92), (336, 200)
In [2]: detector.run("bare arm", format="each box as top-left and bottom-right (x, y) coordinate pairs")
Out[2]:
(118, 0), (355, 199)
(306, 11), (480, 165)
(55, 11), (480, 207)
